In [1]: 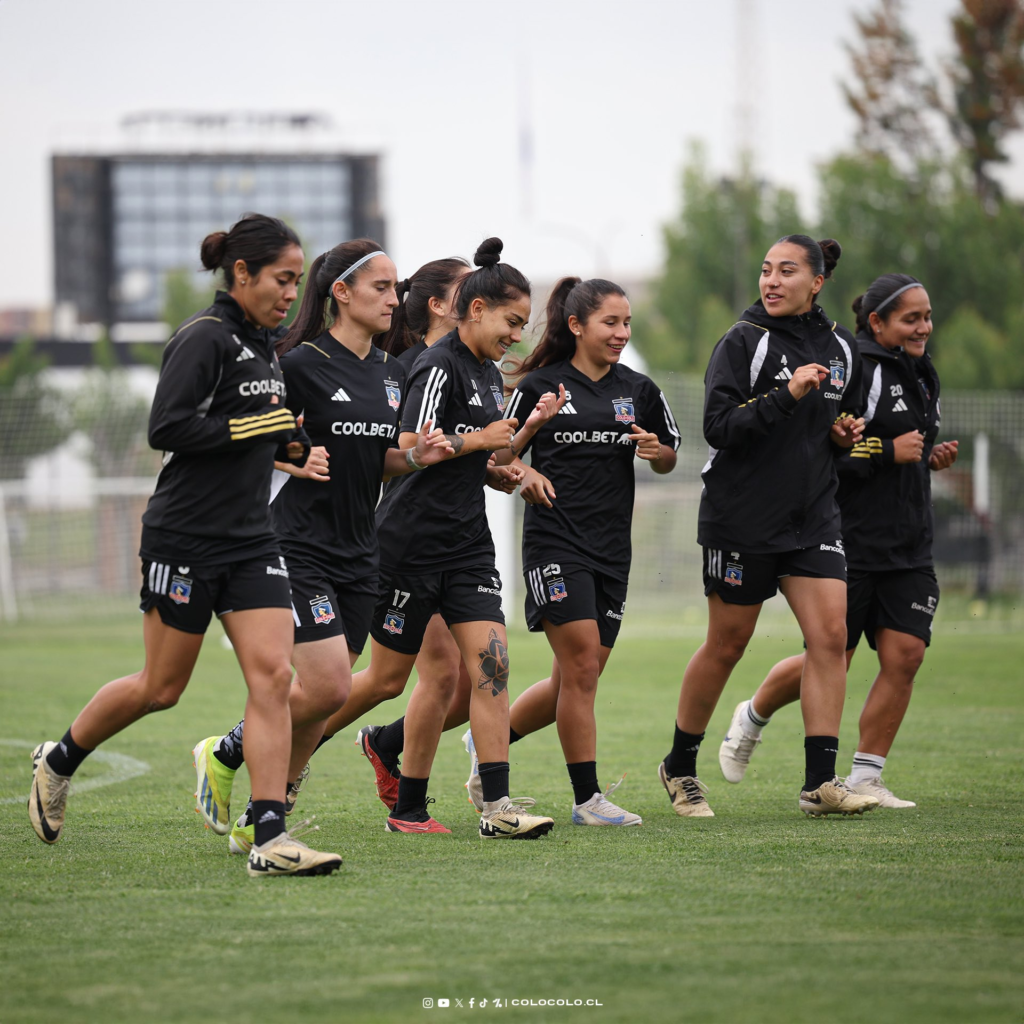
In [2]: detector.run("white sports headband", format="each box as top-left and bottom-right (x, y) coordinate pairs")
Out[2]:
(329, 250), (386, 291)
(874, 281), (922, 314)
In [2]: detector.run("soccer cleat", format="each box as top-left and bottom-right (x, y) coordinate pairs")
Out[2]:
(479, 799), (554, 840)
(355, 725), (400, 811)
(799, 777), (881, 817)
(844, 776), (916, 808)
(28, 742), (70, 844)
(285, 762), (310, 816)
(385, 815), (452, 833)
(572, 792), (642, 827)
(462, 728), (483, 811)
(192, 736), (236, 835)
(246, 818), (342, 877)
(229, 811), (255, 856)
(718, 700), (763, 783)
(658, 763), (714, 817)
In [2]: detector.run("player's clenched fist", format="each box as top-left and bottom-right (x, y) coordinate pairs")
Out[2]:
(479, 417), (520, 451)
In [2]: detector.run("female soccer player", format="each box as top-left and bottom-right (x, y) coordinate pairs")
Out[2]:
(364, 237), (564, 837)
(658, 235), (880, 819)
(28, 214), (342, 876)
(717, 274), (957, 808)
(191, 241), (457, 852)
(462, 277), (680, 826)
(309, 256), (522, 812)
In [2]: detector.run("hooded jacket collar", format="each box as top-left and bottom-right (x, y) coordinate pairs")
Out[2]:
(213, 290), (272, 348)
(855, 330), (900, 362)
(740, 298), (834, 334)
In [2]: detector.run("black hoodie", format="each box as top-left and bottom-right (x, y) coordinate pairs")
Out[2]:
(833, 332), (941, 571)
(697, 300), (861, 553)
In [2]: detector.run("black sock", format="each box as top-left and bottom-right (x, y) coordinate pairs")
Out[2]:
(314, 731), (335, 753)
(251, 800), (287, 847)
(214, 720), (246, 770)
(45, 728), (93, 778)
(478, 761), (510, 805)
(804, 736), (839, 792)
(664, 726), (704, 779)
(567, 761), (599, 805)
(392, 775), (430, 821)
(509, 726), (523, 744)
(374, 718), (405, 758)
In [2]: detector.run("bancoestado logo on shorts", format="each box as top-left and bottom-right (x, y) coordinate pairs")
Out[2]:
(819, 539), (845, 555)
(266, 556), (289, 578)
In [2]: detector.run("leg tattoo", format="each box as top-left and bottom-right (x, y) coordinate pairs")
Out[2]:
(477, 629), (509, 696)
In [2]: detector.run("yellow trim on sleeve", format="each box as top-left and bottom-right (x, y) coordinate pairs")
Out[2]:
(300, 342), (330, 359)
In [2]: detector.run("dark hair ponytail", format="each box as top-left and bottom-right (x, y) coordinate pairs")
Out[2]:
(852, 273), (922, 334)
(775, 234), (843, 281)
(453, 237), (530, 319)
(378, 257), (470, 356)
(512, 277), (627, 381)
(277, 238), (384, 355)
(200, 212), (301, 289)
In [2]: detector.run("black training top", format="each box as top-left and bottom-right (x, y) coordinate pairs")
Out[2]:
(141, 291), (307, 568)
(505, 359), (681, 581)
(398, 339), (427, 369)
(374, 329), (505, 573)
(272, 331), (405, 580)
(697, 299), (861, 553)
(834, 332), (942, 571)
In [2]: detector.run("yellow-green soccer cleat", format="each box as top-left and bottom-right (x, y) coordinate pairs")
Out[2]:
(246, 819), (343, 877)
(28, 741), (70, 844)
(799, 777), (881, 817)
(192, 736), (236, 835)
(229, 811), (255, 856)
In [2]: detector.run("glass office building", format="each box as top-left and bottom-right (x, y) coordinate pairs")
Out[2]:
(53, 152), (383, 327)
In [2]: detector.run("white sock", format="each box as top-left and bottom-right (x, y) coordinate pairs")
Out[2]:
(848, 751), (885, 785)
(743, 698), (771, 736)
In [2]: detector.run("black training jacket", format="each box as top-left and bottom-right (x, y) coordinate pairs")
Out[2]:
(697, 300), (861, 553)
(834, 333), (941, 571)
(141, 291), (308, 568)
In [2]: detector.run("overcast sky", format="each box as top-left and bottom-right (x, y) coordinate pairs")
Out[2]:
(2, 0), (1021, 310)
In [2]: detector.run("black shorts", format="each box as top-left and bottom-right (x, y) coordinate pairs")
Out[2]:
(847, 568), (939, 650)
(370, 566), (505, 655)
(524, 562), (627, 649)
(287, 559), (377, 654)
(139, 552), (292, 635)
(703, 542), (847, 606)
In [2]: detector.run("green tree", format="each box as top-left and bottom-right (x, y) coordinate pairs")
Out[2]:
(634, 144), (804, 374)
(163, 268), (215, 336)
(0, 337), (73, 479)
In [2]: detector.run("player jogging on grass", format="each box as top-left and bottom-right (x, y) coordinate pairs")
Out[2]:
(658, 235), (881, 819)
(355, 237), (564, 837)
(461, 276), (680, 826)
(190, 241), (455, 853)
(28, 214), (343, 877)
(718, 274), (957, 808)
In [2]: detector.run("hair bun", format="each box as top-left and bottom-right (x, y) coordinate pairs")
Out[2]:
(474, 236), (503, 269)
(818, 238), (842, 279)
(851, 294), (865, 316)
(200, 230), (229, 270)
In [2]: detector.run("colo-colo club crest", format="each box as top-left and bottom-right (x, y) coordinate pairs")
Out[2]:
(829, 360), (845, 389)
(613, 397), (635, 424)
(491, 385), (505, 412)
(310, 595), (335, 625)
(384, 379), (401, 410)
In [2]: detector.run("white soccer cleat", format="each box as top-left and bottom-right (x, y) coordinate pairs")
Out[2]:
(718, 700), (763, 783)
(799, 777), (880, 817)
(28, 742), (70, 844)
(658, 763), (715, 817)
(462, 728), (483, 811)
(844, 776), (916, 808)
(246, 818), (342, 877)
(572, 790), (642, 827)
(479, 799), (554, 839)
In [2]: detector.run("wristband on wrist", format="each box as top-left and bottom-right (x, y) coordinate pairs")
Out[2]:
(405, 447), (427, 471)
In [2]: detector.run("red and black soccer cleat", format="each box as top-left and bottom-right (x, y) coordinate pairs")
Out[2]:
(355, 724), (400, 811)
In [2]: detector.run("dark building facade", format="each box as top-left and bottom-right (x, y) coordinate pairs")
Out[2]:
(53, 152), (385, 326)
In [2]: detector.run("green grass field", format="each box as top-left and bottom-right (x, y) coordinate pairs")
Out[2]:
(1, 616), (1022, 1024)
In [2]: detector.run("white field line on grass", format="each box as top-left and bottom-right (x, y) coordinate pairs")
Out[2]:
(0, 738), (150, 805)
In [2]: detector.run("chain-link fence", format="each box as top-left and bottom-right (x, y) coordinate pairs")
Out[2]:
(2, 372), (1022, 629)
